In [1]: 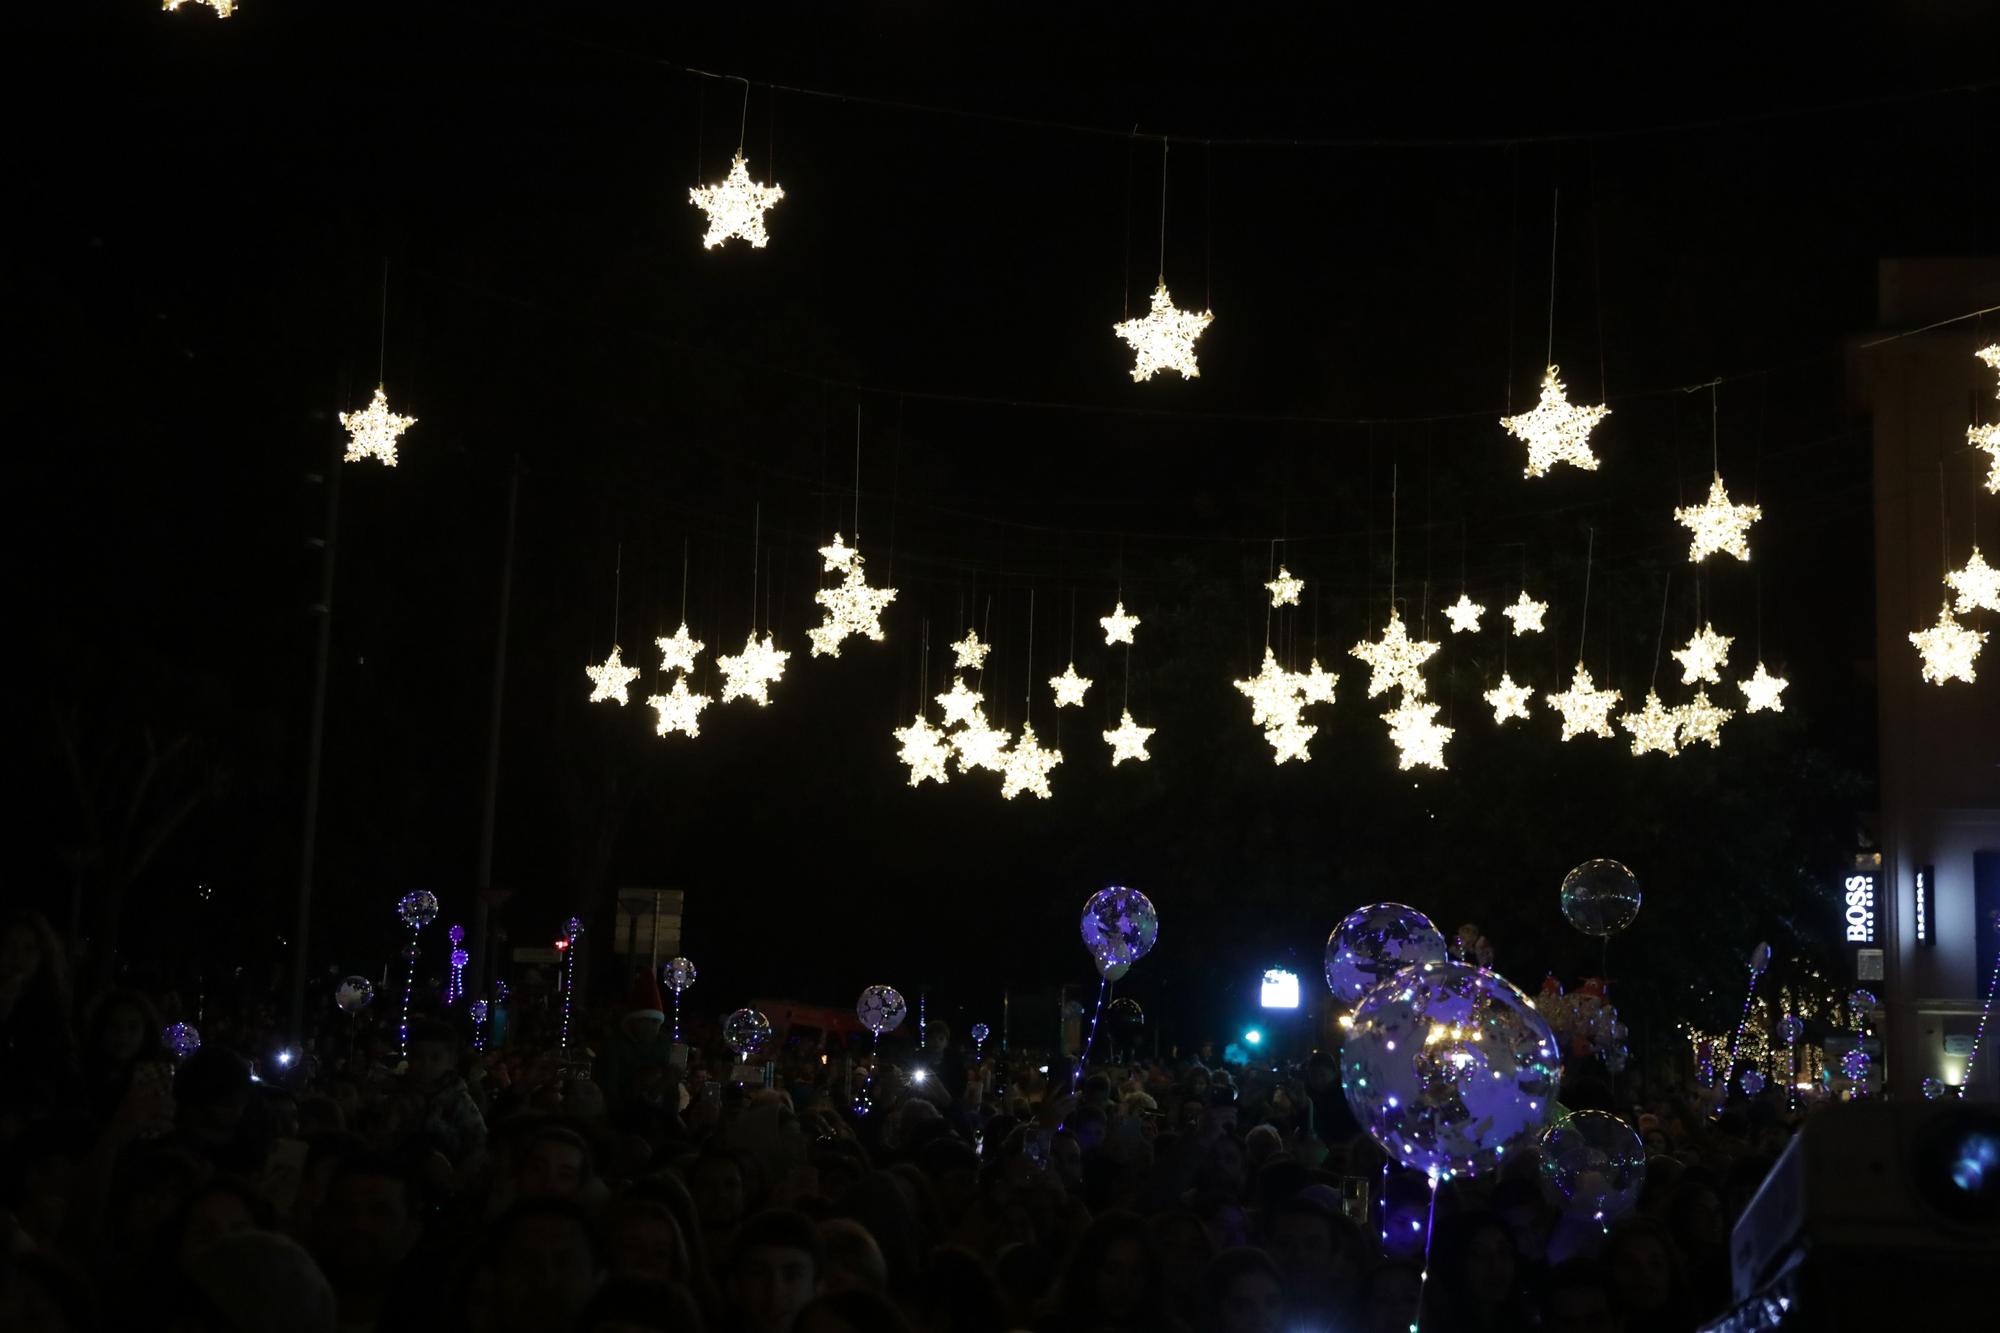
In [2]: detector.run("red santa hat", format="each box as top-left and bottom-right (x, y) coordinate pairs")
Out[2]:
(624, 968), (665, 1022)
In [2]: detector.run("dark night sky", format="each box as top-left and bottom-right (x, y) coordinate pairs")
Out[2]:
(12, 2), (1998, 1044)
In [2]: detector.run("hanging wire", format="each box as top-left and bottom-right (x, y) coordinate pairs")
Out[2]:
(734, 75), (751, 155)
(1023, 589), (1036, 721)
(1576, 527), (1595, 663)
(854, 405), (863, 542)
(1545, 188), (1560, 368)
(748, 503), (761, 634)
(1650, 571), (1674, 693)
(1157, 138), (1170, 285)
(610, 542), (623, 650)
(378, 260), (390, 385)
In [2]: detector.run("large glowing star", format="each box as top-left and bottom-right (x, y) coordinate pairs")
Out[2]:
(950, 707), (1011, 773)
(1972, 424), (2000, 495)
(164, 0), (235, 15)
(1263, 718), (1316, 765)
(892, 714), (951, 787)
(1671, 623), (1734, 685)
(950, 629), (992, 671)
(1000, 723), (1062, 799)
(809, 556), (897, 657)
(1978, 344), (2000, 396)
(1100, 601), (1141, 645)
(1112, 281), (1213, 382)
(1444, 594), (1486, 634)
(1234, 648), (1307, 728)
(689, 154), (785, 249)
(1737, 663), (1789, 714)
(340, 385), (417, 467)
(1501, 591), (1549, 636)
(1546, 663), (1621, 741)
(1265, 566), (1304, 607)
(1348, 608), (1439, 699)
(1675, 688), (1733, 748)
(655, 623), (705, 676)
(1618, 690), (1681, 757)
(716, 632), (790, 705)
(1483, 673), (1533, 724)
(1103, 710), (1156, 765)
(935, 678), (984, 728)
(1500, 366), (1610, 477)
(1909, 603), (1987, 685)
(1946, 546), (2000, 614)
(1674, 474), (1762, 563)
(1383, 698), (1452, 771)
(585, 645), (641, 705)
(1049, 663), (1092, 708)
(646, 676), (711, 738)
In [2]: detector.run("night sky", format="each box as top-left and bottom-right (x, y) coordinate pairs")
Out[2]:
(16, 3), (1999, 1049)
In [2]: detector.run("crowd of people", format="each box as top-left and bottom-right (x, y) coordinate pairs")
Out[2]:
(0, 907), (1802, 1333)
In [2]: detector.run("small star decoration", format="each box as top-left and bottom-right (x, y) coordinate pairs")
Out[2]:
(1000, 723), (1062, 799)
(1103, 710), (1156, 765)
(1100, 601), (1141, 646)
(935, 678), (984, 728)
(1348, 609), (1439, 699)
(950, 707), (1012, 773)
(655, 623), (705, 675)
(689, 154), (785, 250)
(1946, 546), (2000, 614)
(1299, 659), (1339, 705)
(164, 1), (236, 16)
(1737, 663), (1789, 714)
(1971, 424), (2000, 495)
(808, 552), (897, 657)
(1675, 688), (1734, 748)
(1444, 594), (1486, 634)
(1264, 718), (1317, 765)
(1500, 366), (1610, 477)
(1671, 623), (1734, 685)
(1674, 474), (1762, 563)
(892, 715), (952, 788)
(1266, 566), (1305, 608)
(1383, 697), (1453, 771)
(340, 385), (417, 467)
(1483, 673), (1533, 725)
(647, 676), (712, 738)
(951, 629), (993, 671)
(1049, 663), (1093, 708)
(1502, 591), (1549, 636)
(1546, 663), (1622, 741)
(1235, 649), (1308, 728)
(1909, 603), (1987, 685)
(817, 533), (858, 573)
(1619, 690), (1681, 757)
(716, 631), (790, 705)
(586, 645), (641, 705)
(1112, 281), (1213, 382)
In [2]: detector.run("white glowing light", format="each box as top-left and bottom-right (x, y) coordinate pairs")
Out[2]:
(1264, 717), (1317, 765)
(892, 714), (952, 787)
(164, 0), (235, 15)
(1100, 601), (1141, 646)
(1444, 594), (1486, 634)
(1545, 663), (1621, 741)
(646, 676), (711, 738)
(340, 385), (417, 467)
(935, 678), (984, 728)
(1483, 673), (1533, 725)
(1737, 663), (1789, 714)
(689, 154), (784, 250)
(951, 629), (993, 671)
(1946, 546), (2000, 614)
(1348, 608), (1439, 699)
(1265, 566), (1305, 607)
(1112, 281), (1213, 382)
(1500, 366), (1610, 477)
(1383, 697), (1453, 771)
(1909, 602), (1988, 685)
(1671, 623), (1734, 685)
(655, 623), (705, 676)
(808, 553), (897, 657)
(950, 706), (1012, 773)
(1674, 474), (1762, 563)
(1501, 591), (1549, 636)
(1049, 663), (1093, 708)
(1978, 344), (2000, 395)
(586, 645), (641, 705)
(1299, 659), (1339, 706)
(817, 532), (858, 573)
(1619, 690), (1681, 757)
(1000, 722), (1062, 799)
(1103, 709), (1156, 765)
(1675, 687), (1734, 748)
(1234, 648), (1307, 728)
(716, 631), (790, 705)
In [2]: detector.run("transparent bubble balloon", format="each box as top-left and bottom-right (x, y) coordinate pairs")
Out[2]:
(162, 1022), (202, 1060)
(722, 1008), (772, 1056)
(857, 985), (908, 1036)
(1739, 1069), (1766, 1096)
(334, 976), (375, 1013)
(1750, 941), (1772, 973)
(1776, 1014), (1804, 1046)
(1323, 903), (1448, 1006)
(1340, 961), (1563, 1179)
(1539, 1109), (1647, 1220)
(1921, 1077), (1952, 1101)
(1559, 860), (1642, 938)
(1094, 956), (1131, 983)
(1840, 1047), (1870, 1081)
(396, 890), (440, 930)
(970, 1022), (990, 1045)
(1080, 886), (1159, 978)
(565, 916), (585, 939)
(469, 1001), (489, 1024)
(1847, 988), (1879, 1015)
(1108, 996), (1146, 1026)
(662, 957), (697, 995)
(450, 948), (469, 970)
(448, 924), (465, 945)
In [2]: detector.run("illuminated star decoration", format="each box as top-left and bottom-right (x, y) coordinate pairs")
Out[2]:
(1500, 366), (1611, 477)
(935, 678), (984, 728)
(1383, 697), (1453, 770)
(951, 629), (992, 671)
(1619, 690), (1681, 757)
(1100, 601), (1140, 646)
(1671, 623), (1734, 685)
(1234, 649), (1307, 728)
(808, 551), (898, 657)
(1908, 603), (1988, 685)
(1299, 659), (1339, 705)
(340, 385), (417, 466)
(1971, 423), (2000, 494)
(892, 714), (951, 788)
(1673, 474), (1763, 563)
(1546, 663), (1622, 741)
(586, 645), (641, 705)
(1444, 594), (1486, 634)
(1675, 687), (1734, 748)
(1264, 718), (1317, 765)
(1483, 673), (1533, 724)
(999, 722), (1062, 799)
(646, 676), (712, 738)
(1348, 608), (1439, 698)
(655, 623), (705, 675)
(1265, 566), (1305, 608)
(817, 532), (858, 573)
(1112, 281), (1213, 382)
(716, 632), (790, 705)
(1946, 546), (2000, 614)
(689, 154), (785, 250)
(164, 0), (236, 15)
(1737, 663), (1789, 714)
(1978, 344), (2000, 395)
(950, 707), (1012, 773)
(1501, 591), (1549, 636)
(1049, 663), (1093, 708)
(1103, 710), (1156, 765)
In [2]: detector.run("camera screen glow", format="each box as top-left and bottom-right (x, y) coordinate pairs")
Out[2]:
(1261, 968), (1301, 1009)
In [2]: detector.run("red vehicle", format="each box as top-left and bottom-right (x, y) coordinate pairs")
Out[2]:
(748, 997), (869, 1053)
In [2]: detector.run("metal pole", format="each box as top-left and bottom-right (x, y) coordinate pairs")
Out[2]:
(469, 455), (523, 1005)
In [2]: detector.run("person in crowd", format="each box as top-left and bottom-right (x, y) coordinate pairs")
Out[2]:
(577, 1275), (707, 1332)
(723, 1209), (823, 1333)
(816, 1216), (888, 1294)
(793, 1287), (917, 1333)
(1199, 1245), (1283, 1333)
(0, 911), (75, 1123)
(401, 1019), (487, 1172)
(1262, 1194), (1359, 1329)
(1041, 1209), (1173, 1332)
(309, 1154), (427, 1332)
(475, 1198), (604, 1333)
(1426, 1210), (1534, 1333)
(1543, 1257), (1623, 1333)
(1602, 1217), (1696, 1333)
(1354, 1260), (1422, 1333)
(597, 972), (674, 1114)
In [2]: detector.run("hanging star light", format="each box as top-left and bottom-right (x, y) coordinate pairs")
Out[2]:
(1264, 718), (1317, 765)
(951, 629), (993, 670)
(1234, 649), (1307, 728)
(1737, 662), (1789, 714)
(1299, 659), (1339, 705)
(1675, 687), (1734, 748)
(585, 645), (641, 705)
(1483, 673), (1533, 724)
(1049, 663), (1093, 708)
(1978, 344), (2000, 392)
(689, 154), (785, 250)
(951, 706), (1012, 773)
(1909, 603), (1988, 685)
(1347, 608), (1439, 698)
(1673, 474), (1763, 563)
(1112, 281), (1213, 382)
(1946, 546), (2000, 614)
(164, 0), (236, 15)
(340, 385), (417, 466)
(1100, 601), (1141, 645)
(1619, 690), (1682, 757)
(817, 532), (858, 573)
(1103, 710), (1156, 765)
(1500, 366), (1611, 477)
(1671, 623), (1734, 685)
(1265, 566), (1305, 607)
(1972, 424), (2000, 494)
(655, 623), (705, 675)
(809, 557), (898, 657)
(1383, 697), (1453, 771)
(716, 631), (790, 705)
(1444, 594), (1486, 634)
(1501, 591), (1549, 636)
(1546, 663), (1622, 741)
(892, 714), (952, 788)
(1000, 723), (1062, 799)
(806, 622), (846, 657)
(647, 676), (711, 738)
(935, 677), (984, 728)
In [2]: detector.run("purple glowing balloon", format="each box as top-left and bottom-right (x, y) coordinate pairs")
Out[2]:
(1323, 903), (1448, 1006)
(1079, 886), (1160, 977)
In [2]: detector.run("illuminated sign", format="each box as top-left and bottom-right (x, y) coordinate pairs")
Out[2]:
(1844, 873), (1877, 944)
(1915, 865), (1935, 948)
(1260, 968), (1301, 1009)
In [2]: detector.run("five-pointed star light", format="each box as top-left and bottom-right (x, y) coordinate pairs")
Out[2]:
(1383, 698), (1453, 771)
(1500, 366), (1611, 477)
(1946, 546), (2000, 614)
(688, 153), (785, 249)
(1000, 723), (1062, 799)
(951, 629), (993, 670)
(1673, 474), (1763, 563)
(1619, 690), (1682, 757)
(1234, 648), (1308, 728)
(1101, 601), (1141, 645)
(164, 1), (236, 16)
(1444, 594), (1486, 634)
(1112, 281), (1214, 382)
(1103, 710), (1156, 765)
(1671, 622), (1734, 685)
(1049, 663), (1093, 708)
(1501, 591), (1549, 636)
(1972, 424), (2000, 494)
(1348, 608), (1440, 698)
(935, 677), (984, 728)
(1546, 663), (1622, 741)
(1264, 718), (1317, 765)
(1483, 673), (1534, 724)
(1675, 687), (1734, 748)
(655, 623), (706, 675)
(340, 385), (417, 466)
(716, 631), (790, 705)
(1737, 662), (1789, 714)
(1266, 566), (1305, 608)
(809, 556), (898, 657)
(892, 714), (952, 787)
(1909, 602), (1988, 685)
(1979, 344), (2000, 395)
(646, 676), (712, 738)
(950, 707), (1012, 773)
(585, 645), (641, 705)
(1299, 659), (1339, 706)
(817, 532), (858, 573)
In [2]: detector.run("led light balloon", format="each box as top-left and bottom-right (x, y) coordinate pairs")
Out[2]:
(1559, 860), (1642, 938)
(1323, 903), (1448, 1006)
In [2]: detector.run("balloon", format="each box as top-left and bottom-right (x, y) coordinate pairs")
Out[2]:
(1107, 996), (1146, 1026)
(1323, 903), (1448, 1006)
(1340, 961), (1563, 1179)
(971, 1022), (990, 1044)
(1534, 988), (1630, 1075)
(564, 916), (585, 939)
(1559, 860), (1641, 938)
(334, 976), (375, 1012)
(722, 1008), (772, 1056)
(396, 890), (439, 930)
(1840, 1048), (1870, 1081)
(448, 924), (465, 944)
(857, 985), (908, 1036)
(162, 1022), (202, 1060)
(449, 948), (469, 970)
(662, 957), (698, 994)
(1095, 957), (1131, 982)
(1749, 941), (1772, 973)
(1080, 887), (1159, 976)
(1739, 1069), (1766, 1096)
(1776, 1014), (1804, 1046)
(1922, 1077), (1952, 1101)
(1847, 988), (1879, 1015)
(1540, 1109), (1646, 1219)
(469, 1001), (489, 1024)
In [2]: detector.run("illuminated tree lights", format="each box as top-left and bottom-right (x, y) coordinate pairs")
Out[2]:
(1500, 366), (1610, 477)
(585, 645), (641, 704)
(1737, 662), (1789, 714)
(716, 632), (790, 704)
(1546, 663), (1621, 741)
(1112, 281), (1213, 382)
(1673, 474), (1762, 563)
(1103, 709), (1156, 765)
(689, 154), (785, 249)
(340, 385), (417, 467)
(1049, 663), (1093, 708)
(999, 722), (1062, 799)
(1909, 603), (1988, 684)
(1946, 546), (2000, 614)
(1483, 673), (1534, 724)
(655, 623), (705, 675)
(1100, 601), (1141, 646)
(892, 714), (952, 787)
(1671, 623), (1734, 685)
(646, 675), (711, 738)
(1444, 594), (1486, 634)
(1618, 690), (1681, 757)
(1501, 591), (1549, 636)
(1265, 566), (1305, 607)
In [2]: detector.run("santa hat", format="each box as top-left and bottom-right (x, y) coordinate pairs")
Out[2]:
(624, 968), (665, 1021)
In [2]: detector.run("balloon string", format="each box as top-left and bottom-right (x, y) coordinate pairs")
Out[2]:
(1412, 1169), (1441, 1331)
(1072, 977), (1108, 1091)
(1724, 966), (1763, 1092)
